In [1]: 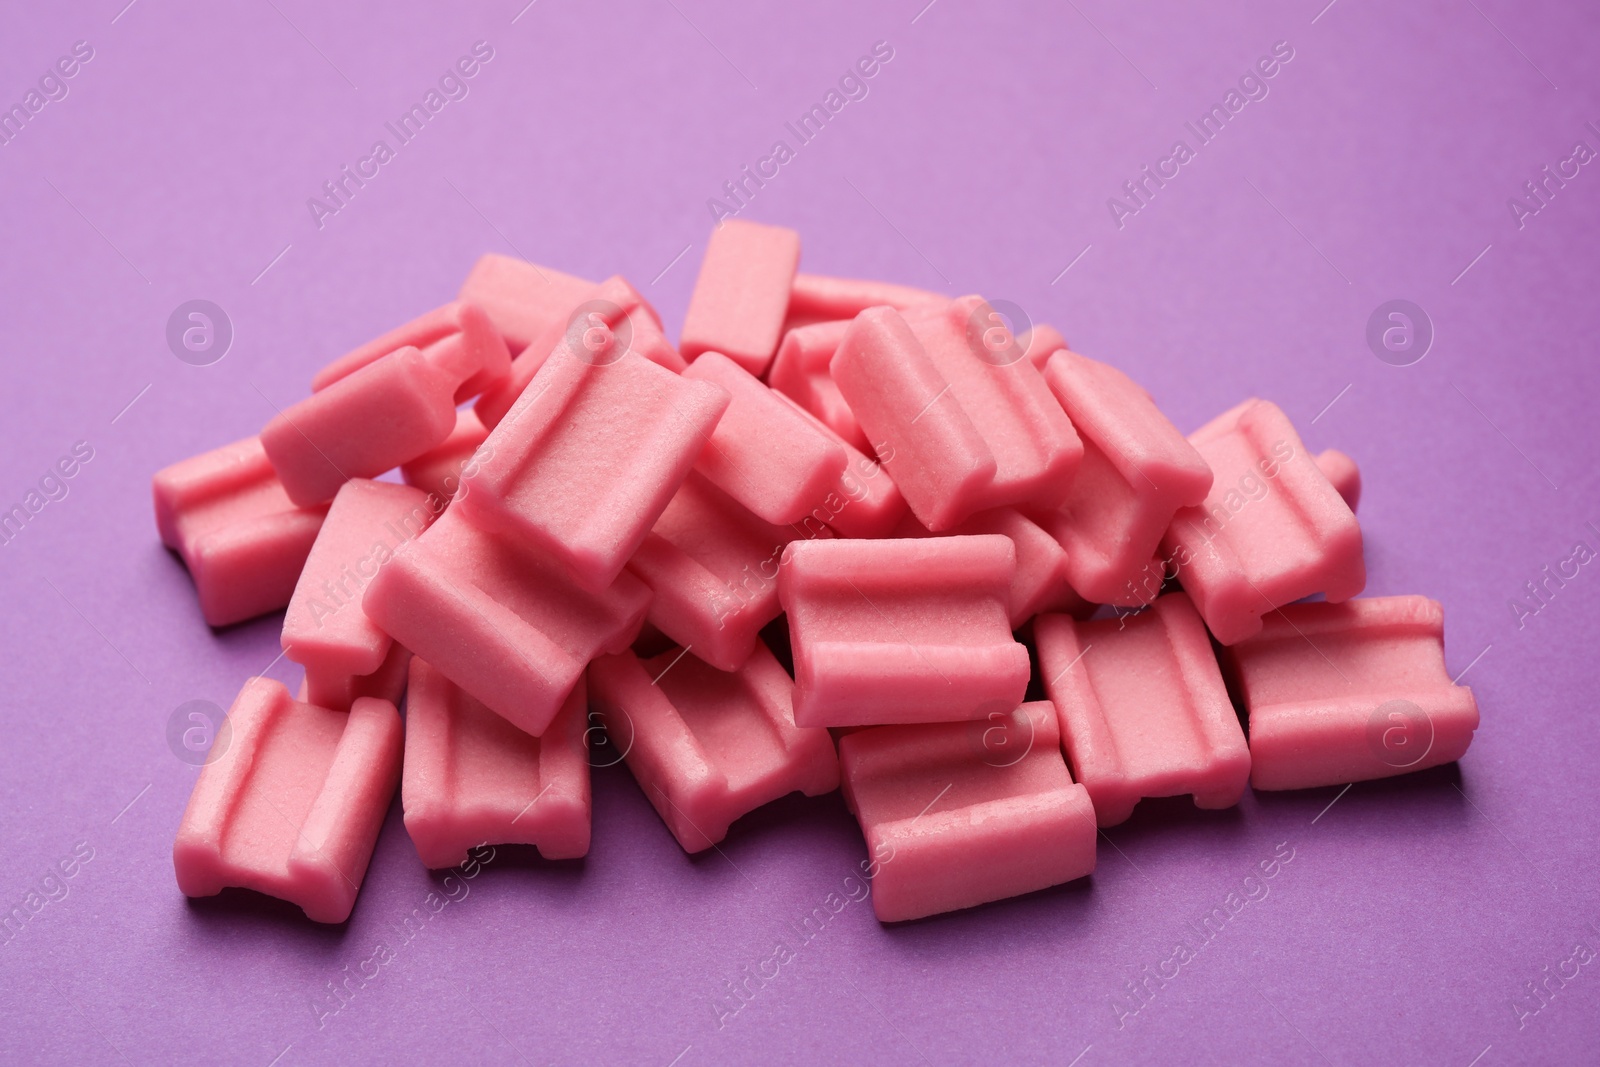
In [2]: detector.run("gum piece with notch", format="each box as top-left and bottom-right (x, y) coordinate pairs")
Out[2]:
(300, 641), (411, 712)
(626, 472), (814, 673)
(458, 331), (729, 592)
(778, 536), (1029, 727)
(587, 643), (838, 853)
(1033, 350), (1214, 605)
(152, 436), (329, 627)
(1161, 398), (1365, 645)
(895, 508), (1089, 626)
(262, 303), (510, 506)
(457, 253), (595, 355)
(682, 351), (847, 525)
(282, 478), (436, 691)
(680, 220), (800, 375)
(362, 506), (650, 737)
(402, 658), (590, 868)
(1035, 591), (1249, 826)
(172, 678), (402, 923)
(838, 702), (1097, 922)
(1222, 595), (1478, 790)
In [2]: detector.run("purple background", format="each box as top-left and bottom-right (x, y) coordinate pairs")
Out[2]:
(1, 0), (1596, 1063)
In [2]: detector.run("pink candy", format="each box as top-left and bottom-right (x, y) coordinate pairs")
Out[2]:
(680, 219), (801, 375)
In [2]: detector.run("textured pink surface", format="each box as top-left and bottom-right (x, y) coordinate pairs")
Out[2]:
(904, 296), (1082, 513)
(679, 219), (800, 374)
(456, 252), (595, 355)
(301, 640), (411, 713)
(309, 300), (511, 404)
(459, 336), (728, 592)
(1019, 323), (1068, 369)
(838, 702), (1097, 921)
(778, 535), (1029, 726)
(151, 435), (329, 628)
(172, 679), (402, 923)
(402, 658), (591, 869)
(587, 643), (837, 854)
(1162, 398), (1366, 644)
(830, 306), (997, 530)
(281, 478), (434, 683)
(767, 318), (867, 450)
(1223, 596), (1479, 791)
(399, 408), (489, 503)
(626, 471), (807, 673)
(1315, 448), (1362, 511)
(773, 392), (907, 539)
(361, 506), (649, 737)
(473, 274), (669, 429)
(784, 272), (944, 328)
(897, 507), (1089, 627)
(682, 351), (847, 525)
(1036, 592), (1251, 826)
(1035, 350), (1214, 605)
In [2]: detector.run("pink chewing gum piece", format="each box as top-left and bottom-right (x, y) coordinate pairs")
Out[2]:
(767, 319), (870, 451)
(362, 506), (650, 737)
(301, 640), (411, 712)
(894, 509), (1090, 627)
(400, 408), (489, 503)
(1019, 323), (1067, 369)
(682, 351), (848, 525)
(680, 219), (800, 375)
(831, 307), (997, 531)
(172, 679), (402, 923)
(283, 478), (436, 681)
(457, 253), (595, 355)
(312, 301), (512, 405)
(1034, 350), (1214, 606)
(785, 273), (945, 327)
(838, 702), (1096, 922)
(778, 536), (1030, 727)
(1035, 591), (1250, 826)
(458, 333), (729, 593)
(1222, 596), (1478, 790)
(474, 275), (673, 429)
(402, 658), (590, 868)
(1161, 399), (1366, 644)
(1315, 448), (1361, 511)
(586, 643), (839, 854)
(152, 436), (329, 627)
(902, 297), (1083, 513)
(626, 471), (813, 673)
(773, 392), (907, 538)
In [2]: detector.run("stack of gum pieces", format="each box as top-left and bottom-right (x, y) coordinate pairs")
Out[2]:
(157, 218), (1479, 924)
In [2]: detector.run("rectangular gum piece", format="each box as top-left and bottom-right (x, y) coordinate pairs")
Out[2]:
(767, 320), (869, 450)
(679, 220), (801, 375)
(830, 307), (998, 531)
(626, 471), (813, 673)
(402, 657), (590, 868)
(682, 351), (847, 525)
(784, 273), (944, 328)
(1034, 350), (1214, 605)
(1035, 591), (1250, 826)
(903, 297), (1083, 514)
(362, 506), (651, 737)
(777, 535), (1030, 727)
(282, 478), (436, 683)
(773, 391), (907, 539)
(586, 642), (838, 853)
(896, 508), (1089, 627)
(1221, 595), (1478, 790)
(838, 702), (1097, 922)
(262, 303), (509, 507)
(172, 679), (403, 923)
(457, 253), (595, 355)
(1161, 398), (1365, 644)
(458, 333), (730, 592)
(473, 275), (680, 429)
(400, 408), (489, 504)
(152, 436), (329, 627)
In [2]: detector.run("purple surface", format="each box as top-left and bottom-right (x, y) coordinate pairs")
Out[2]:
(1, 0), (1596, 1063)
